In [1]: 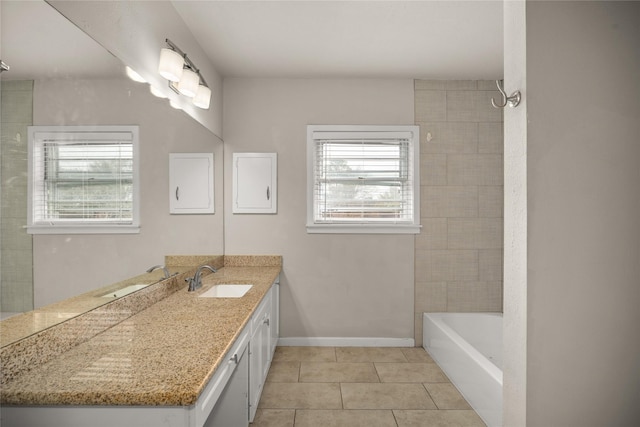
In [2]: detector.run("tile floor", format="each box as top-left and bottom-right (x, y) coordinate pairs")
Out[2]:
(251, 346), (486, 427)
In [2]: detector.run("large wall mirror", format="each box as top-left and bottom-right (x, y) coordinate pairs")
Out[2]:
(0, 0), (224, 343)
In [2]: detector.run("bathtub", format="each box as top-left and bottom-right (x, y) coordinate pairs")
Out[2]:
(423, 312), (502, 427)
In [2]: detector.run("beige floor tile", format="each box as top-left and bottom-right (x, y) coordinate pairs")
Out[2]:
(299, 362), (379, 383)
(424, 383), (472, 410)
(341, 383), (437, 410)
(250, 409), (295, 427)
(294, 409), (397, 427)
(375, 363), (448, 383)
(259, 382), (342, 409)
(267, 361), (300, 382)
(274, 347), (336, 362)
(335, 347), (408, 362)
(402, 347), (436, 363)
(393, 409), (486, 427)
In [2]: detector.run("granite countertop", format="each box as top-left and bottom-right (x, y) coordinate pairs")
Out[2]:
(0, 261), (281, 406)
(0, 266), (194, 347)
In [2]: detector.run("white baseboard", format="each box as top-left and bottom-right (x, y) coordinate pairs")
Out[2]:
(276, 337), (415, 347)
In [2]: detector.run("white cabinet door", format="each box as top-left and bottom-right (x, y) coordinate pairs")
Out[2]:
(248, 288), (273, 422)
(232, 153), (277, 213)
(248, 323), (264, 422)
(204, 345), (249, 427)
(169, 153), (214, 214)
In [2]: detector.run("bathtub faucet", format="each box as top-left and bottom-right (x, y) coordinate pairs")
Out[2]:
(185, 265), (217, 292)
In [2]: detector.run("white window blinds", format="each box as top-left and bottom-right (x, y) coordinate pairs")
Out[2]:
(307, 126), (420, 234)
(28, 126), (140, 234)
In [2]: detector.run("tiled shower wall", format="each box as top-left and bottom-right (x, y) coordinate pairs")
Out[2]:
(1, 80), (34, 312)
(414, 80), (503, 345)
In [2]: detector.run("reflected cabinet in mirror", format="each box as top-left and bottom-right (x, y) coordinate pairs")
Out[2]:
(0, 0), (224, 345)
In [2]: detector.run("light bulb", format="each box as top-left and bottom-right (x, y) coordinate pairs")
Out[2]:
(192, 85), (211, 109)
(158, 48), (184, 82)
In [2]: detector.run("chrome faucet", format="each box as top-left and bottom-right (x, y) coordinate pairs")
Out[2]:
(146, 264), (171, 279)
(186, 265), (217, 292)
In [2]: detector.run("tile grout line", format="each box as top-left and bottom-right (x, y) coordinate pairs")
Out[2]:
(422, 382), (440, 410)
(391, 408), (400, 427)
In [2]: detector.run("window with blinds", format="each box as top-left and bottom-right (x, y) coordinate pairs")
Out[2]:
(27, 126), (140, 234)
(307, 125), (420, 234)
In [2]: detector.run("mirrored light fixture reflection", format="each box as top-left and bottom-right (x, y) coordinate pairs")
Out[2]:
(149, 85), (168, 99)
(157, 38), (211, 110)
(126, 66), (147, 83)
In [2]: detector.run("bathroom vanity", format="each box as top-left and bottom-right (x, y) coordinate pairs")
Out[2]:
(0, 256), (281, 427)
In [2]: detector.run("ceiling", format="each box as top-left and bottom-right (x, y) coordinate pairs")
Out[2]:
(1, 1), (503, 81)
(1, 1), (123, 81)
(172, 0), (503, 79)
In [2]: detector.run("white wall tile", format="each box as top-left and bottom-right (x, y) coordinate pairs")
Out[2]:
(447, 281), (502, 312)
(415, 80), (478, 91)
(446, 90), (503, 122)
(421, 186), (478, 218)
(420, 154), (447, 186)
(479, 249), (503, 281)
(477, 80), (501, 91)
(415, 218), (448, 250)
(415, 281), (447, 312)
(447, 154), (503, 185)
(479, 122), (504, 153)
(414, 80), (504, 321)
(1, 90), (33, 124)
(419, 122), (478, 154)
(415, 250), (478, 282)
(415, 90), (447, 122)
(448, 218), (504, 249)
(478, 186), (504, 217)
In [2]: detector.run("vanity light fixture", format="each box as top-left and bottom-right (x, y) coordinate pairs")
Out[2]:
(157, 39), (211, 110)
(193, 84), (212, 110)
(158, 48), (184, 82)
(177, 68), (199, 97)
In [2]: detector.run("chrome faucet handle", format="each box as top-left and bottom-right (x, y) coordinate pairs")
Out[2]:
(185, 276), (197, 292)
(147, 264), (171, 279)
(186, 265), (217, 292)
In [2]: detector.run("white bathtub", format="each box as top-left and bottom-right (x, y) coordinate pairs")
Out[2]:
(423, 312), (503, 427)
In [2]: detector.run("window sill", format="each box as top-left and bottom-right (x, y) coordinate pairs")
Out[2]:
(27, 225), (141, 235)
(306, 223), (421, 235)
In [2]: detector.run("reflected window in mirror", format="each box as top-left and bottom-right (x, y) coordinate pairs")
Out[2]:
(27, 125), (140, 234)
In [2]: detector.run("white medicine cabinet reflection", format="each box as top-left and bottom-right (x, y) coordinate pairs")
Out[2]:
(232, 153), (277, 214)
(169, 153), (214, 214)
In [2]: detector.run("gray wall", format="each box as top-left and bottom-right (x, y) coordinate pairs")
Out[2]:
(1, 81), (34, 312)
(505, 2), (640, 425)
(413, 80), (504, 345)
(32, 78), (224, 307)
(223, 78), (416, 342)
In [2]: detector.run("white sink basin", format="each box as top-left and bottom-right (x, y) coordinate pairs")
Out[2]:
(100, 284), (148, 298)
(199, 284), (253, 298)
